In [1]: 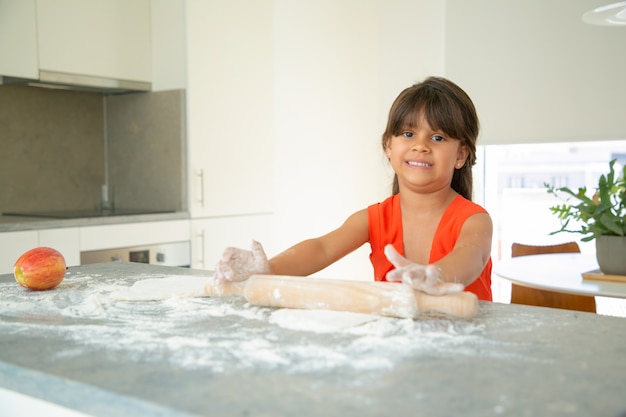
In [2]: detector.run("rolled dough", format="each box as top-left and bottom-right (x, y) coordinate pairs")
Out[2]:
(111, 276), (380, 333)
(269, 309), (379, 333)
(110, 276), (210, 301)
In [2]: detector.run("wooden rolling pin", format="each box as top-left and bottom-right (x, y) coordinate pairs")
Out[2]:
(205, 275), (478, 319)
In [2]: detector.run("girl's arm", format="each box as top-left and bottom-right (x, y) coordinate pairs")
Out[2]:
(216, 209), (369, 281)
(434, 213), (493, 286)
(269, 209), (370, 276)
(432, 212), (493, 286)
(385, 212), (492, 294)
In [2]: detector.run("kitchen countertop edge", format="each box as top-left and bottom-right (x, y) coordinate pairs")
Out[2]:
(0, 212), (191, 232)
(0, 360), (197, 417)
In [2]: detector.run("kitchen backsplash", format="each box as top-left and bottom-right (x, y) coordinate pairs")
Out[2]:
(0, 85), (186, 214)
(106, 90), (186, 213)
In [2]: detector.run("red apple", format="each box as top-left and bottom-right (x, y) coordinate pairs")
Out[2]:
(14, 247), (66, 290)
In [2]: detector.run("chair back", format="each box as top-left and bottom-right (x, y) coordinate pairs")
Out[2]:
(509, 241), (596, 313)
(511, 241), (580, 258)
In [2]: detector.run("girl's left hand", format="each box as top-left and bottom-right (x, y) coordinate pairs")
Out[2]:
(384, 244), (464, 295)
(215, 240), (270, 282)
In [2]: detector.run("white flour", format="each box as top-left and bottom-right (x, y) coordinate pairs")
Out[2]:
(110, 276), (210, 301)
(0, 270), (543, 374)
(268, 309), (379, 332)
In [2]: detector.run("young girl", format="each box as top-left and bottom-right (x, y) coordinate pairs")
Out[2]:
(216, 76), (493, 301)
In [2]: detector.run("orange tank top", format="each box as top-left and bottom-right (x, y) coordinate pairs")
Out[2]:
(367, 194), (492, 301)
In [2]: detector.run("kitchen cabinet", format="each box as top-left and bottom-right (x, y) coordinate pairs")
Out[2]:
(150, 0), (186, 91)
(191, 214), (274, 270)
(0, 0), (151, 84)
(37, 0), (151, 83)
(0, 219), (190, 274)
(80, 220), (190, 252)
(186, 0), (274, 218)
(0, 231), (38, 275)
(0, 0), (38, 79)
(0, 228), (79, 274)
(39, 227), (80, 267)
(186, 0), (275, 268)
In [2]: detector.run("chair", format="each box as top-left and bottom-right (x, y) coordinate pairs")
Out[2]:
(510, 242), (596, 313)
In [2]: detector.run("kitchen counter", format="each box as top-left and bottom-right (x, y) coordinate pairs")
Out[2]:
(0, 212), (190, 232)
(0, 263), (625, 417)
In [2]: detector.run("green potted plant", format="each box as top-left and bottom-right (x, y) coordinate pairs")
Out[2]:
(546, 158), (626, 275)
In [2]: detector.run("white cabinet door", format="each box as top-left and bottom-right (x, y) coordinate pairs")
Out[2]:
(186, 0), (274, 217)
(191, 214), (274, 270)
(80, 220), (190, 252)
(39, 227), (80, 267)
(0, 0), (38, 78)
(150, 0), (186, 91)
(36, 0), (151, 83)
(0, 231), (38, 275)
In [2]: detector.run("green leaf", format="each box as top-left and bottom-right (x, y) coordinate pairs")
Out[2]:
(545, 158), (626, 240)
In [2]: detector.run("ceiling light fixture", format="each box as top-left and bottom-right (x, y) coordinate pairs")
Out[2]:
(582, 1), (626, 26)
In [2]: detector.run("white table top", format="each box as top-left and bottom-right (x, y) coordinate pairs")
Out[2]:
(493, 253), (626, 299)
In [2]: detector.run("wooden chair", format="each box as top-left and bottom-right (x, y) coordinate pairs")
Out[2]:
(510, 242), (596, 313)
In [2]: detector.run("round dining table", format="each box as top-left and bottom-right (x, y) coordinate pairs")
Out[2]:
(493, 252), (626, 299)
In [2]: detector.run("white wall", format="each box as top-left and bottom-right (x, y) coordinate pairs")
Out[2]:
(445, 0), (626, 145)
(184, 0), (446, 279)
(271, 0), (445, 279)
(184, 1), (625, 279)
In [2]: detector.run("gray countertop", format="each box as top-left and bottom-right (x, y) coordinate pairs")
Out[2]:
(1, 262), (625, 417)
(0, 212), (190, 232)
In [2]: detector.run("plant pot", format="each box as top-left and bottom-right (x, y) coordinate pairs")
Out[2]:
(595, 235), (626, 276)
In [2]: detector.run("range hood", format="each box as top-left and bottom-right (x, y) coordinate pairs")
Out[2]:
(1, 70), (151, 94)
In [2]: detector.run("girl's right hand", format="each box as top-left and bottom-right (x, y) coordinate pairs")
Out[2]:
(384, 244), (464, 295)
(215, 240), (270, 282)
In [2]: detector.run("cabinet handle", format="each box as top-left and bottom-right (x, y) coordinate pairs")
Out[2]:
(196, 228), (205, 268)
(196, 168), (205, 208)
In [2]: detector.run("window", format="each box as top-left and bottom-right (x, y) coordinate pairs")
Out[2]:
(476, 139), (626, 315)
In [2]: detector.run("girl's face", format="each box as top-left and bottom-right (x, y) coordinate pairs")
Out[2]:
(385, 113), (468, 194)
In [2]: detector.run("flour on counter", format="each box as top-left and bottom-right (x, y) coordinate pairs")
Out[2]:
(110, 276), (211, 301)
(0, 270), (546, 376)
(269, 309), (380, 333)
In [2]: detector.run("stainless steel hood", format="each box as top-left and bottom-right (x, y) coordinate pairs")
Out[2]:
(1, 70), (151, 94)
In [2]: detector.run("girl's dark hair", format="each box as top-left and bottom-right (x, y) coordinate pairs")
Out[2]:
(381, 76), (479, 200)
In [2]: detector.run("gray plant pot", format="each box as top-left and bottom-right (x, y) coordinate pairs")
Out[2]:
(595, 235), (626, 276)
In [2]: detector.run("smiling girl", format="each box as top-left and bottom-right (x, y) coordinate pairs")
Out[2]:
(216, 76), (493, 301)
